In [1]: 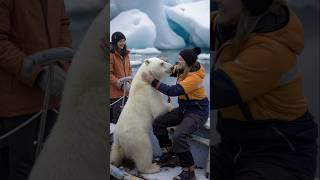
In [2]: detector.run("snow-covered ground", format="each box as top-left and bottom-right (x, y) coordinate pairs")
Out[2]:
(129, 48), (162, 55)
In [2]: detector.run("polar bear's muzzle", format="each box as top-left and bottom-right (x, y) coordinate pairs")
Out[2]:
(165, 63), (174, 74)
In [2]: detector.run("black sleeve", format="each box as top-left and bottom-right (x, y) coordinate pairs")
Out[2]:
(211, 68), (243, 110)
(151, 79), (185, 97)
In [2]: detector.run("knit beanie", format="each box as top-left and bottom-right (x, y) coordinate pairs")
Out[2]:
(179, 47), (201, 67)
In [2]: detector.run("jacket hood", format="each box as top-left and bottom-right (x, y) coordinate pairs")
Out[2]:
(190, 63), (205, 79)
(255, 6), (304, 55)
(215, 6), (304, 55)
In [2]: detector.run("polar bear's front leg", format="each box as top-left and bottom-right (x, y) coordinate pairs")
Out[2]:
(150, 100), (169, 120)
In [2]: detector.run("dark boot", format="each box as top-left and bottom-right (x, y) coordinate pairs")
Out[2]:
(154, 148), (179, 167)
(173, 166), (196, 180)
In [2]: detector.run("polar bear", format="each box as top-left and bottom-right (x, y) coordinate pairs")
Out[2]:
(28, 5), (108, 180)
(110, 57), (173, 174)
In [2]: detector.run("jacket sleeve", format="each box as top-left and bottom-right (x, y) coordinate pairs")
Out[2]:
(211, 69), (242, 109)
(155, 81), (186, 97)
(109, 54), (119, 88)
(0, 1), (43, 87)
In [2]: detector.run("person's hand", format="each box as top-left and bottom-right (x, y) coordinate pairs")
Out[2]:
(117, 76), (133, 89)
(122, 82), (130, 93)
(117, 79), (124, 89)
(141, 72), (154, 84)
(172, 65), (179, 74)
(37, 65), (66, 97)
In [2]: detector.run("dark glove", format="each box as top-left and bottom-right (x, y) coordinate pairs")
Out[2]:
(37, 65), (66, 97)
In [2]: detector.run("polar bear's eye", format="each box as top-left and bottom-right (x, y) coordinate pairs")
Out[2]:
(160, 62), (164, 66)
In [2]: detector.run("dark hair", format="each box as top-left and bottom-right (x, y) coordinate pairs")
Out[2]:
(110, 32), (128, 56)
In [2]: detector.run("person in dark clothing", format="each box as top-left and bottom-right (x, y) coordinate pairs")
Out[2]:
(142, 47), (209, 180)
(0, 0), (71, 179)
(210, 0), (318, 180)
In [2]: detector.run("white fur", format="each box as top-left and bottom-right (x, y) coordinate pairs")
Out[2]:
(29, 5), (107, 180)
(110, 58), (172, 174)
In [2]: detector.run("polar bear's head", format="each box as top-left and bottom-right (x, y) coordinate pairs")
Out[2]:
(142, 57), (173, 80)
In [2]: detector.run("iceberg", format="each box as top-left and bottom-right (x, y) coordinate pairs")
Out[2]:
(166, 0), (210, 48)
(111, 0), (185, 49)
(111, 9), (157, 49)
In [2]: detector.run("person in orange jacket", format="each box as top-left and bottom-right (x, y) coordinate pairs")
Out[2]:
(210, 0), (318, 179)
(109, 32), (132, 124)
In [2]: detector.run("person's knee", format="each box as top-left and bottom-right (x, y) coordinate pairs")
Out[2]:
(152, 116), (165, 133)
(172, 132), (186, 144)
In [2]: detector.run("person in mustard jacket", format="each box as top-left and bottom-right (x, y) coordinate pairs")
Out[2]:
(109, 32), (132, 124)
(211, 0), (318, 179)
(142, 47), (209, 180)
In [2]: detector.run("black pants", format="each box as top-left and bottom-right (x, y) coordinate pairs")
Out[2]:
(153, 108), (208, 167)
(212, 111), (318, 180)
(110, 97), (127, 124)
(0, 110), (57, 180)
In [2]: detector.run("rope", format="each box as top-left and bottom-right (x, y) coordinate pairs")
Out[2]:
(109, 76), (132, 108)
(110, 96), (125, 107)
(0, 111), (42, 140)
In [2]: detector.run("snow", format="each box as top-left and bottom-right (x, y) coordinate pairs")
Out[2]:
(130, 48), (162, 55)
(162, 0), (205, 6)
(111, 0), (186, 49)
(166, 0), (210, 48)
(130, 60), (143, 66)
(142, 167), (209, 180)
(111, 9), (157, 49)
(162, 0), (193, 6)
(198, 53), (210, 60)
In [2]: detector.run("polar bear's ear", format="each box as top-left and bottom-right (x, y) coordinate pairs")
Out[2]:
(144, 59), (150, 65)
